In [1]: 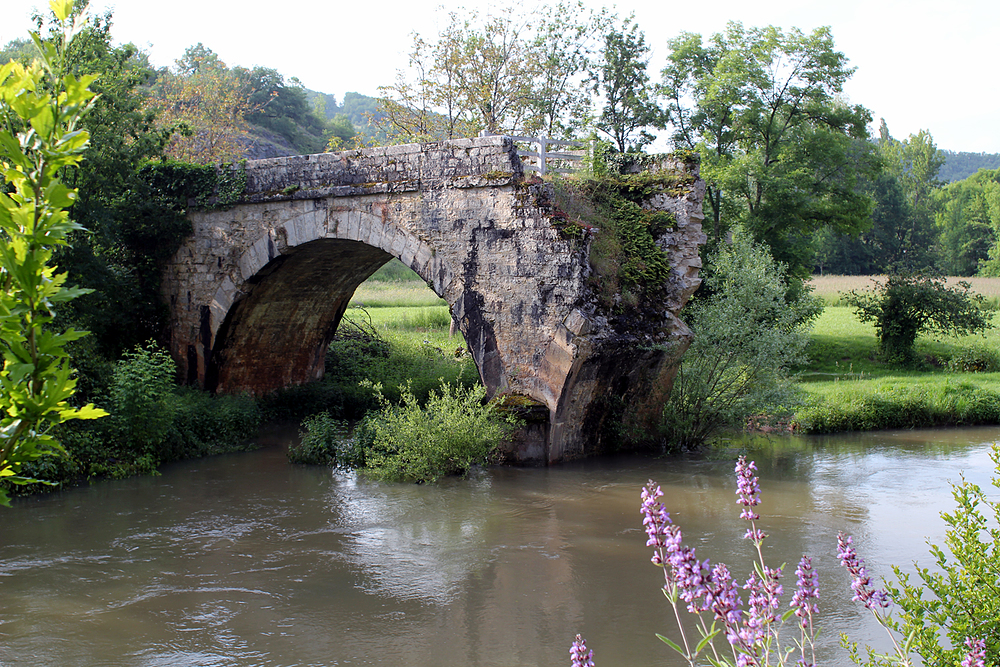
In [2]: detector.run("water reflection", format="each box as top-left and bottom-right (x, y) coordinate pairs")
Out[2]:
(0, 427), (997, 666)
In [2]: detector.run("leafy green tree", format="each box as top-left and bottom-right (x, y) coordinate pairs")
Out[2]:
(662, 22), (879, 278)
(844, 273), (992, 364)
(937, 168), (1000, 276)
(245, 67), (327, 154)
(661, 233), (819, 449)
(0, 0), (107, 506)
(326, 113), (359, 150)
(20, 6), (192, 359)
(529, 1), (610, 138)
(813, 124), (944, 275)
(593, 19), (662, 152)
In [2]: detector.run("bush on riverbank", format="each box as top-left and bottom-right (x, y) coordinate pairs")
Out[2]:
(357, 382), (520, 482)
(291, 381), (520, 482)
(2, 343), (262, 495)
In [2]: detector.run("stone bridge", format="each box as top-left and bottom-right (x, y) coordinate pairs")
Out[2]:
(162, 135), (705, 463)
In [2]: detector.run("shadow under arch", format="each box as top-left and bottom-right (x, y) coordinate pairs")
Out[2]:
(204, 208), (499, 396)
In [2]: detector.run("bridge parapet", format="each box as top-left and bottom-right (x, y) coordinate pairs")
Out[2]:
(238, 134), (522, 202)
(163, 136), (704, 463)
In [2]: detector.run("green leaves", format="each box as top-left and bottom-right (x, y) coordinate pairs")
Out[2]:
(844, 273), (993, 364)
(662, 22), (878, 277)
(0, 11), (106, 506)
(854, 444), (1000, 666)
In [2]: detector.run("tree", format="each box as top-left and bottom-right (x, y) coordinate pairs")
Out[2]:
(244, 67), (327, 154)
(593, 20), (662, 152)
(662, 22), (879, 278)
(937, 168), (1000, 276)
(147, 43), (258, 163)
(18, 5), (192, 360)
(661, 233), (819, 449)
(0, 0), (107, 505)
(374, 3), (605, 143)
(530, 1), (611, 138)
(844, 273), (992, 364)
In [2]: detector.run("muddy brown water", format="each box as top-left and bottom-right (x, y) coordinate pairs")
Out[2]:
(1, 426), (997, 666)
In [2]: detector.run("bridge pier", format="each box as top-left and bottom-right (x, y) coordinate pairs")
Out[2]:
(163, 136), (705, 463)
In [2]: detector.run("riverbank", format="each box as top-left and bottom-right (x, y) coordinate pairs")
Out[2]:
(796, 279), (1000, 433)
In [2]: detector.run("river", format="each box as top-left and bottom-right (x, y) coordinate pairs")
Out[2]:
(1, 426), (997, 667)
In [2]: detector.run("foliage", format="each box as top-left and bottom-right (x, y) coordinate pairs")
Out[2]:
(0, 1), (107, 506)
(543, 162), (690, 310)
(106, 341), (176, 457)
(939, 150), (1000, 183)
(662, 22), (878, 278)
(158, 387), (260, 461)
(842, 444), (1000, 667)
(947, 344), (1000, 373)
(146, 43), (260, 163)
(844, 273), (993, 364)
(244, 66), (326, 154)
(593, 19), (662, 153)
(937, 167), (1000, 276)
(288, 412), (361, 468)
(356, 381), (520, 483)
(661, 234), (818, 449)
(373, 2), (610, 142)
(814, 125), (943, 277)
(797, 379), (1000, 433)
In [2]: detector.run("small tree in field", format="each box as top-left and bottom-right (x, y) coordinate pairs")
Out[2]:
(844, 273), (992, 364)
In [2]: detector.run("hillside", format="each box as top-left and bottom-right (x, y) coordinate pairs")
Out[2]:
(940, 150), (1000, 182)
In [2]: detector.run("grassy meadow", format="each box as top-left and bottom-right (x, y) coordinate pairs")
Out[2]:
(798, 276), (1000, 433)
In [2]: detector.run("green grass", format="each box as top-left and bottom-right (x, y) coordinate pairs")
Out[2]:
(800, 306), (1000, 380)
(794, 305), (1000, 432)
(350, 283), (447, 308)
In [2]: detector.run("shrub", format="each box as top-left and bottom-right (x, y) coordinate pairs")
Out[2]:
(356, 382), (520, 483)
(844, 273), (993, 365)
(107, 341), (177, 458)
(660, 233), (819, 449)
(160, 388), (261, 461)
(947, 344), (1000, 372)
(288, 412), (361, 467)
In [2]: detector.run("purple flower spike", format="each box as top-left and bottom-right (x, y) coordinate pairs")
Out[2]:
(570, 634), (595, 667)
(837, 532), (889, 610)
(961, 637), (985, 667)
(736, 457), (761, 521)
(706, 563), (743, 643)
(790, 555), (819, 628)
(641, 481), (673, 565)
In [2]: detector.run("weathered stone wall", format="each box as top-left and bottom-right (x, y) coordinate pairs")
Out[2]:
(162, 135), (705, 463)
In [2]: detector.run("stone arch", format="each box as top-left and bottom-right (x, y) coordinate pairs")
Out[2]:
(204, 203), (500, 396)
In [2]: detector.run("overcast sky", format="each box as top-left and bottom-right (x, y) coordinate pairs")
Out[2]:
(3, 0), (998, 153)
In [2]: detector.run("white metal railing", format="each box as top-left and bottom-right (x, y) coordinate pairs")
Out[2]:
(480, 132), (589, 176)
